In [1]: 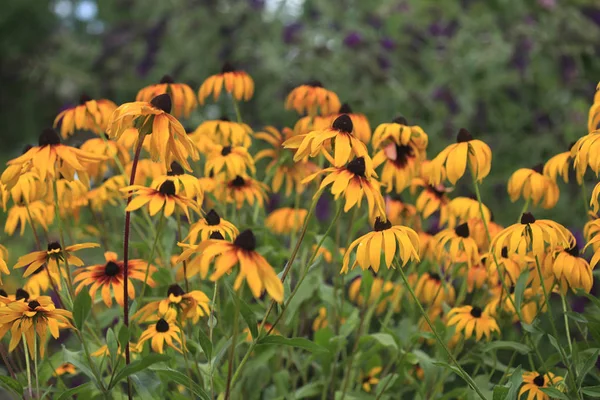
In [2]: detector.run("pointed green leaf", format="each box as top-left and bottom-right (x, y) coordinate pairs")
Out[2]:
(258, 335), (328, 353)
(73, 289), (92, 330)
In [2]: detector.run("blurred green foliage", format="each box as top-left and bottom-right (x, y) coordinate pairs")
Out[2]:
(2, 0), (600, 224)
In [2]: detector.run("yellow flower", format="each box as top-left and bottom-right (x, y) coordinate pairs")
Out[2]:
(198, 63), (254, 105)
(342, 217), (419, 273)
(133, 284), (210, 323)
(371, 116), (428, 151)
(91, 342), (140, 358)
(54, 362), (77, 376)
(519, 371), (563, 400)
(151, 162), (203, 201)
(137, 309), (183, 354)
(185, 209), (238, 244)
(205, 144), (255, 179)
(591, 182), (600, 215)
(414, 272), (455, 307)
(265, 208), (308, 235)
(303, 157), (386, 219)
(507, 165), (559, 209)
(1, 170), (47, 210)
(348, 276), (402, 315)
(433, 223), (480, 267)
(485, 247), (527, 286)
(0, 296), (73, 357)
(106, 94), (199, 171)
(177, 231), (231, 279)
(189, 118), (252, 150)
(53, 95), (117, 138)
(571, 129), (600, 180)
(359, 366), (382, 392)
(122, 181), (199, 219)
(126, 159), (167, 186)
(543, 144), (575, 184)
(312, 307), (329, 331)
(193, 229), (284, 302)
(447, 305), (499, 341)
(551, 244), (593, 294)
(429, 128), (492, 185)
(293, 115), (331, 135)
(385, 197), (421, 230)
(80, 136), (130, 181)
(285, 81), (340, 116)
(73, 251), (156, 307)
(14, 242), (99, 278)
(217, 175), (269, 210)
(0, 246), (9, 285)
(490, 212), (574, 259)
(447, 197), (491, 228)
(466, 263), (487, 293)
(5, 200), (50, 237)
(7, 129), (106, 186)
(415, 183), (451, 222)
(137, 75), (197, 119)
(320, 103), (372, 143)
(24, 266), (61, 297)
(373, 141), (423, 194)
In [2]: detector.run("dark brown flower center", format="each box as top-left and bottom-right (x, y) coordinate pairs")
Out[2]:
(346, 157), (366, 178)
(159, 181), (176, 196)
(205, 209), (221, 225)
(221, 62), (236, 73)
(234, 229), (256, 251)
(429, 273), (441, 282)
(428, 185), (446, 199)
(156, 319), (170, 332)
(456, 128), (473, 143)
(231, 176), (246, 187)
(209, 231), (225, 240)
(533, 374), (545, 387)
(392, 144), (415, 167)
(332, 114), (353, 133)
(104, 261), (120, 277)
(567, 244), (579, 257)
(150, 94), (172, 114)
(393, 116), (408, 125)
(28, 300), (40, 310)
(79, 93), (92, 105)
(532, 164), (543, 174)
(373, 217), (392, 232)
(470, 306), (482, 318)
(168, 162), (184, 176)
(15, 289), (30, 301)
(47, 241), (62, 252)
(22, 144), (33, 154)
(339, 103), (352, 114)
(221, 146), (232, 156)
(219, 116), (230, 122)
(455, 223), (470, 238)
(167, 284), (185, 297)
(306, 80), (323, 87)
(501, 247), (508, 258)
(39, 128), (61, 146)
(160, 74), (174, 84)
(520, 212), (536, 225)
(0, 289), (7, 297)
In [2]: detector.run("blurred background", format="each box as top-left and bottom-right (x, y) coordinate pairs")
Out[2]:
(2, 0), (600, 225)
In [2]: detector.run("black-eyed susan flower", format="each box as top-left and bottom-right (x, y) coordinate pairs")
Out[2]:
(1, 170), (46, 210)
(342, 217), (419, 273)
(508, 165), (559, 209)
(53, 95), (117, 138)
(485, 285), (543, 324)
(0, 296), (73, 357)
(177, 231), (229, 279)
(293, 115), (331, 135)
(24, 266), (61, 297)
(91, 342), (140, 359)
(285, 81), (340, 116)
(189, 117), (252, 150)
(198, 63), (254, 105)
(385, 197), (420, 229)
(151, 162), (203, 201)
(447, 197), (491, 228)
(106, 94), (199, 171)
(551, 244), (593, 294)
(543, 143), (575, 184)
(285, 114), (372, 169)
(571, 130), (600, 180)
(433, 223), (480, 267)
(490, 212), (574, 259)
(194, 229), (284, 302)
(321, 103), (372, 143)
(312, 307), (329, 331)
(137, 309), (183, 354)
(122, 181), (199, 218)
(468, 217), (503, 251)
(303, 157), (386, 219)
(185, 209), (238, 244)
(14, 241), (98, 278)
(446, 305), (499, 341)
(485, 247), (526, 286)
(53, 177), (89, 211)
(415, 183), (451, 222)
(255, 126), (318, 196)
(134, 284), (210, 323)
(137, 75), (197, 119)
(5, 200), (49, 237)
(414, 272), (455, 307)
(7, 128), (106, 186)
(466, 263), (487, 293)
(373, 141), (423, 194)
(519, 371), (563, 400)
(53, 362), (77, 376)
(429, 128), (492, 185)
(126, 159), (167, 186)
(348, 276), (402, 315)
(217, 175), (269, 210)
(265, 208), (308, 235)
(80, 136), (130, 181)
(359, 366), (382, 392)
(205, 144), (255, 179)
(589, 83), (600, 132)
(73, 251), (156, 307)
(371, 116), (429, 151)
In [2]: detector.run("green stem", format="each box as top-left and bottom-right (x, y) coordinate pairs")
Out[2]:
(224, 300), (240, 399)
(176, 209), (190, 292)
(52, 179), (75, 301)
(33, 328), (39, 398)
(396, 261), (487, 400)
(138, 210), (166, 302)
(518, 198), (531, 223)
(561, 294), (574, 355)
(231, 97), (243, 124)
(22, 334), (32, 399)
(209, 281), (218, 399)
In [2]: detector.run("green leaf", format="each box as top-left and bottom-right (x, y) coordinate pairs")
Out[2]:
(197, 327), (213, 360)
(109, 353), (170, 389)
(226, 284), (258, 339)
(118, 325), (130, 350)
(375, 374), (398, 397)
(582, 386), (600, 397)
(577, 349), (600, 387)
(56, 382), (92, 400)
(492, 386), (509, 400)
(0, 375), (22, 397)
(539, 387), (569, 400)
(294, 382), (322, 399)
(507, 366), (523, 400)
(257, 335), (328, 353)
(62, 347), (98, 386)
(73, 289), (92, 330)
(365, 333), (398, 352)
(153, 367), (210, 400)
(566, 311), (588, 324)
(514, 269), (529, 311)
(481, 341), (530, 354)
(106, 328), (118, 366)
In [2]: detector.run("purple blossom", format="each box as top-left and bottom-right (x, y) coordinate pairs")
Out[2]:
(282, 22), (303, 44)
(316, 196), (330, 222)
(343, 32), (362, 48)
(582, 7), (600, 26)
(247, 0), (265, 9)
(380, 37), (395, 51)
(431, 86), (459, 114)
(377, 55), (391, 70)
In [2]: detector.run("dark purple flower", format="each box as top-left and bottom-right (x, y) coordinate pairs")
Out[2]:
(282, 22), (303, 44)
(560, 55), (578, 83)
(316, 196), (330, 222)
(247, 0), (265, 9)
(431, 86), (459, 114)
(511, 37), (533, 75)
(343, 32), (362, 48)
(366, 14), (383, 29)
(268, 194), (280, 212)
(582, 7), (600, 27)
(380, 37), (395, 51)
(377, 55), (391, 70)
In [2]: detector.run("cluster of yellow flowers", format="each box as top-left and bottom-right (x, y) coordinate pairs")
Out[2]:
(1, 64), (600, 399)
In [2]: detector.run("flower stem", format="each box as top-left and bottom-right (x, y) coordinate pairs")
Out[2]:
(224, 299), (240, 399)
(33, 327), (39, 398)
(0, 344), (15, 380)
(231, 97), (243, 124)
(396, 260), (488, 400)
(176, 209), (190, 292)
(52, 179), (75, 302)
(209, 281), (218, 399)
(561, 293), (574, 355)
(22, 334), (32, 399)
(138, 210), (166, 303)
